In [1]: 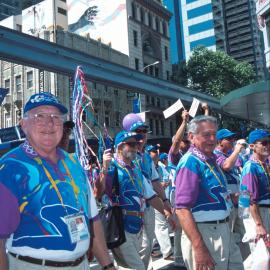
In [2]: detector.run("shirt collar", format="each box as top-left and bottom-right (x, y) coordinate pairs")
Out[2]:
(115, 155), (135, 169)
(190, 144), (216, 162)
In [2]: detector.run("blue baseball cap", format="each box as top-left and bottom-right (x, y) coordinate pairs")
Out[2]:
(114, 131), (143, 148)
(248, 129), (270, 144)
(145, 144), (160, 152)
(24, 92), (68, 114)
(159, 152), (168, 160)
(216, 129), (236, 140)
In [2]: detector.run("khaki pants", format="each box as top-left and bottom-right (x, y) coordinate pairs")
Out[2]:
(181, 221), (244, 270)
(112, 231), (145, 270)
(8, 253), (89, 270)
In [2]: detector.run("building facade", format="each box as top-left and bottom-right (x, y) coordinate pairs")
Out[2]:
(0, 0), (179, 142)
(256, 0), (270, 73)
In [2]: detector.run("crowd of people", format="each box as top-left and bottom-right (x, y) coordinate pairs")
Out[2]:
(0, 91), (269, 270)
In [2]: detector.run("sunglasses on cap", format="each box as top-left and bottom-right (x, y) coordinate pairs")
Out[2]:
(255, 140), (270, 146)
(135, 129), (148, 134)
(123, 141), (140, 148)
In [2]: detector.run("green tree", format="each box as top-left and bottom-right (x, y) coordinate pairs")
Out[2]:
(185, 47), (256, 98)
(171, 60), (188, 86)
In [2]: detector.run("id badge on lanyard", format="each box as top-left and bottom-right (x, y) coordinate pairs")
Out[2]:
(64, 212), (90, 244)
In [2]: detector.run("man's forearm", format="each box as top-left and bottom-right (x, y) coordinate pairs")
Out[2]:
(250, 204), (263, 226)
(176, 208), (205, 249)
(222, 150), (240, 171)
(148, 196), (165, 215)
(152, 181), (171, 213)
(0, 239), (8, 270)
(171, 121), (187, 154)
(91, 219), (115, 269)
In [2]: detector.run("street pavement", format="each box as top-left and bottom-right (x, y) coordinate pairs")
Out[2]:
(89, 256), (187, 269)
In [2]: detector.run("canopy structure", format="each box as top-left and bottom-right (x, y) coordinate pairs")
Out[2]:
(220, 80), (270, 128)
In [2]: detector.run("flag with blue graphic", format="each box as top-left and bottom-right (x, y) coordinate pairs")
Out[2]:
(0, 88), (8, 105)
(133, 97), (141, 113)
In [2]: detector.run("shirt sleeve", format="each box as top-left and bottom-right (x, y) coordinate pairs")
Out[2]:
(0, 158), (21, 238)
(142, 175), (156, 200)
(215, 153), (226, 168)
(150, 160), (159, 182)
(174, 155), (200, 209)
(168, 147), (181, 166)
(241, 163), (259, 203)
(87, 180), (99, 220)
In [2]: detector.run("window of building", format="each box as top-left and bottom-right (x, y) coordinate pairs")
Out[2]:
(58, 7), (67, 16)
(155, 17), (160, 32)
(94, 109), (99, 123)
(4, 79), (10, 91)
(157, 97), (160, 107)
(155, 119), (159, 135)
(140, 7), (145, 24)
(60, 0), (66, 2)
(155, 67), (159, 78)
(15, 109), (21, 123)
(149, 118), (153, 132)
(133, 30), (138, 47)
(146, 95), (150, 104)
(15, 75), (21, 91)
(135, 58), (139, 70)
(131, 2), (136, 19)
(166, 71), (170, 80)
(165, 46), (168, 61)
(4, 113), (11, 128)
(161, 120), (164, 136)
(162, 21), (167, 37)
(149, 65), (154, 76)
(105, 111), (110, 126)
(27, 71), (33, 89)
(115, 112), (120, 127)
(16, 24), (22, 32)
(151, 96), (155, 106)
(148, 13), (152, 28)
(170, 121), (173, 137)
(114, 89), (119, 96)
(267, 19), (270, 47)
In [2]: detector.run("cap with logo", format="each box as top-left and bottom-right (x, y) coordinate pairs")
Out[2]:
(114, 130), (143, 148)
(216, 129), (236, 140)
(248, 129), (270, 144)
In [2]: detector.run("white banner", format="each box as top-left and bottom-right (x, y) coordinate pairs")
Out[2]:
(163, 99), (184, 119)
(189, 98), (200, 118)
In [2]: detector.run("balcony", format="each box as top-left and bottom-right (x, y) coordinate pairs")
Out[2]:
(13, 91), (22, 107)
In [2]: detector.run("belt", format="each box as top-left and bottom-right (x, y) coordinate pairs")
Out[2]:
(259, 204), (270, 208)
(122, 209), (144, 218)
(8, 252), (85, 267)
(197, 217), (229, 224)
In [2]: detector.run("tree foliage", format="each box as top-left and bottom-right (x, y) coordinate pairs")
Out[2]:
(182, 47), (256, 98)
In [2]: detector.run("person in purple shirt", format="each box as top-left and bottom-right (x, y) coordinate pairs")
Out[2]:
(241, 129), (270, 247)
(175, 115), (243, 270)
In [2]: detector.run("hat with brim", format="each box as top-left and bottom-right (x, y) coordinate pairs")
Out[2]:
(114, 131), (143, 148)
(159, 152), (168, 160)
(216, 129), (236, 140)
(145, 144), (160, 153)
(248, 129), (270, 144)
(129, 121), (149, 132)
(24, 92), (68, 114)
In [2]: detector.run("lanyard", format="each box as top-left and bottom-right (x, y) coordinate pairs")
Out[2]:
(258, 160), (270, 183)
(35, 157), (79, 214)
(205, 161), (226, 188)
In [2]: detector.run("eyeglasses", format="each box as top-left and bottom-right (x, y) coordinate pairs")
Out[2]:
(135, 129), (148, 134)
(123, 141), (139, 148)
(27, 113), (65, 126)
(256, 140), (270, 146)
(224, 137), (235, 141)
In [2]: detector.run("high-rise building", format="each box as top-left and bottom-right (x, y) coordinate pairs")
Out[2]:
(178, 0), (267, 80)
(163, 0), (185, 63)
(256, 0), (270, 74)
(0, 0), (21, 21)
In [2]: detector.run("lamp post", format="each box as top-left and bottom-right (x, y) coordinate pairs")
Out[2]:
(134, 61), (160, 113)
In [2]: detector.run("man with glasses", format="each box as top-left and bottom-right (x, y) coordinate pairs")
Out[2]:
(241, 129), (270, 255)
(0, 92), (115, 270)
(122, 113), (174, 269)
(104, 130), (167, 269)
(175, 115), (243, 270)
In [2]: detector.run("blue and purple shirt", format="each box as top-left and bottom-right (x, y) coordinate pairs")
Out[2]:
(0, 141), (98, 261)
(105, 158), (156, 234)
(241, 156), (270, 205)
(175, 145), (231, 222)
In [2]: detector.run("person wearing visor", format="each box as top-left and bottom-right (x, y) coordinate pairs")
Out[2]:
(241, 129), (270, 255)
(214, 128), (250, 260)
(0, 92), (115, 270)
(104, 131), (167, 270)
(122, 113), (174, 269)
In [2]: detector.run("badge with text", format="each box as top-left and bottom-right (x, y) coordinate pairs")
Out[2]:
(64, 213), (90, 244)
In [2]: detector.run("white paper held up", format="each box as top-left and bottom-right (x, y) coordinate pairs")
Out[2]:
(163, 99), (184, 119)
(189, 98), (200, 118)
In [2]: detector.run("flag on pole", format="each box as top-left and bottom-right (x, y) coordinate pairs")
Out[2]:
(133, 97), (141, 113)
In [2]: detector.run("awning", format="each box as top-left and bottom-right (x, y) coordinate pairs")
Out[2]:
(220, 80), (270, 128)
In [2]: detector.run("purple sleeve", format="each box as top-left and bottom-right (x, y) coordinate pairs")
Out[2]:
(105, 170), (114, 198)
(0, 183), (20, 238)
(242, 172), (259, 203)
(215, 153), (226, 168)
(174, 166), (200, 209)
(168, 147), (181, 166)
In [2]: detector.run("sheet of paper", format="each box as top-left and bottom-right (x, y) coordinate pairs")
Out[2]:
(189, 98), (200, 118)
(163, 99), (183, 119)
(136, 111), (149, 122)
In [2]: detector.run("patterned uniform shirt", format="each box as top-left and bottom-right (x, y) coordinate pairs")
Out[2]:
(175, 145), (231, 222)
(105, 158), (156, 234)
(0, 141), (98, 261)
(241, 156), (270, 205)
